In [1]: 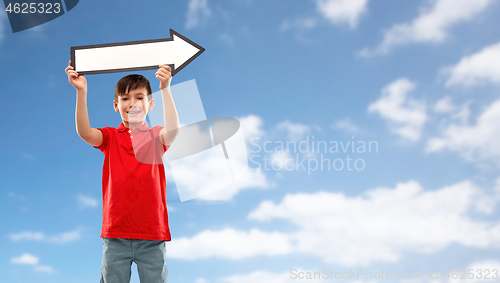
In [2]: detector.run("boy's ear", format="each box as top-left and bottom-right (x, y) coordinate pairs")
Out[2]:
(113, 100), (119, 112)
(148, 97), (155, 111)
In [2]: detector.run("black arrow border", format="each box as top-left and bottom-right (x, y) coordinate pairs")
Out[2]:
(71, 29), (205, 76)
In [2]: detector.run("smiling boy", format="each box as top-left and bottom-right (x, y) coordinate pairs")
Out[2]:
(65, 61), (178, 283)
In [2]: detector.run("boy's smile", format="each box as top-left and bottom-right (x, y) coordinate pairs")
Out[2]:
(113, 87), (154, 129)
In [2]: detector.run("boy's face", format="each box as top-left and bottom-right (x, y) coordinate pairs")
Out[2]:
(113, 87), (154, 129)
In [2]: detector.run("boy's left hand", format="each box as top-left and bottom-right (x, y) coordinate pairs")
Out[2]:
(156, 65), (172, 90)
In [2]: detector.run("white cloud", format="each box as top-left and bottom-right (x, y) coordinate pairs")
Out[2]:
(239, 114), (312, 143)
(315, 0), (368, 28)
(368, 78), (427, 142)
(167, 228), (293, 260)
(451, 101), (472, 124)
(77, 195), (98, 208)
(164, 114), (272, 201)
(269, 151), (296, 171)
(427, 99), (500, 163)
(434, 96), (455, 113)
(276, 121), (311, 141)
(333, 118), (360, 133)
(239, 114), (265, 141)
(280, 0), (368, 34)
(196, 168), (274, 201)
(11, 253), (39, 265)
(34, 265), (55, 273)
(448, 260), (500, 283)
(166, 180), (500, 266)
(10, 254), (56, 273)
(166, 142), (271, 201)
(186, 0), (211, 29)
(48, 229), (82, 243)
(409, 260), (500, 283)
(248, 180), (500, 266)
(359, 0), (493, 56)
(220, 270), (294, 283)
(280, 17), (318, 32)
(9, 231), (45, 241)
(443, 42), (500, 87)
(220, 270), (375, 283)
(165, 114), (277, 201)
(9, 229), (82, 244)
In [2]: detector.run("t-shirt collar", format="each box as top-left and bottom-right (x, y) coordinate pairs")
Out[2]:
(117, 122), (150, 133)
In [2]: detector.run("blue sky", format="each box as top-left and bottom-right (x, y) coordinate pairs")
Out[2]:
(2, 0), (500, 282)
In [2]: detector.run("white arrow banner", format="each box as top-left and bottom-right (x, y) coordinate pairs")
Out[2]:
(71, 29), (204, 75)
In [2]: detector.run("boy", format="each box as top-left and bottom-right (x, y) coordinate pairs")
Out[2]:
(65, 60), (179, 283)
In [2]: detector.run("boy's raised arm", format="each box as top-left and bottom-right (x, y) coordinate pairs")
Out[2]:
(65, 60), (103, 147)
(156, 65), (179, 146)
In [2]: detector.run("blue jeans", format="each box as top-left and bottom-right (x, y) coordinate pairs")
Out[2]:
(100, 237), (168, 283)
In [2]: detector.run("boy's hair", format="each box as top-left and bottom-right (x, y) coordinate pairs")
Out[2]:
(115, 74), (153, 101)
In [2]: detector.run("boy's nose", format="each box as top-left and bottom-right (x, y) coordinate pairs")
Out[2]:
(129, 103), (141, 109)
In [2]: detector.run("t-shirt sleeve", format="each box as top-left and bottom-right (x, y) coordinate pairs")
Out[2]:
(153, 125), (171, 154)
(93, 127), (110, 153)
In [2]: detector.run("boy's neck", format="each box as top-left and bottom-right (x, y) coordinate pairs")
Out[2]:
(123, 121), (145, 129)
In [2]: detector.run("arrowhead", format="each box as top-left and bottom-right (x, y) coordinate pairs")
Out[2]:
(170, 30), (205, 75)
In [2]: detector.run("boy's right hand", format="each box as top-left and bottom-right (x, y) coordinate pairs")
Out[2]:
(65, 60), (87, 92)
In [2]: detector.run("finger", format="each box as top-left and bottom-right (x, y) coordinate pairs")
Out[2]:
(159, 65), (171, 71)
(161, 67), (171, 74)
(157, 71), (169, 78)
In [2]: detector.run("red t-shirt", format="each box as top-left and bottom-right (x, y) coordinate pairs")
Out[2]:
(94, 122), (171, 241)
